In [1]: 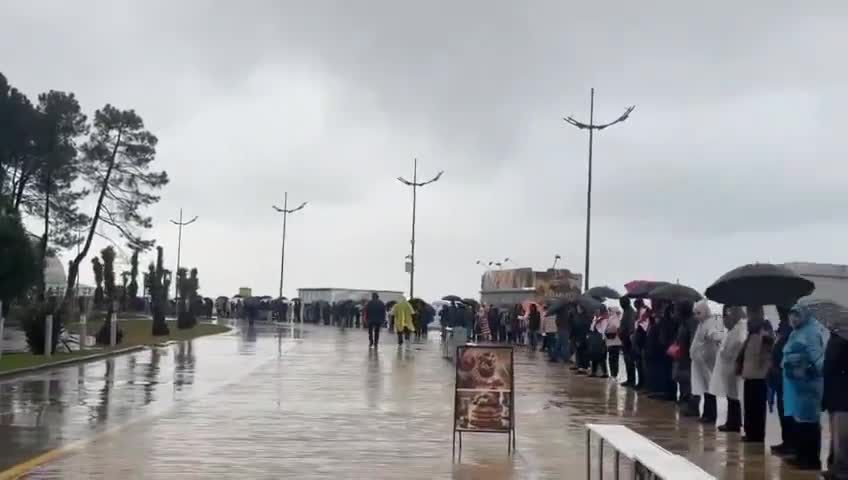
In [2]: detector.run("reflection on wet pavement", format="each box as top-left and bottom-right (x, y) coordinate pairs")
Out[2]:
(0, 322), (827, 478)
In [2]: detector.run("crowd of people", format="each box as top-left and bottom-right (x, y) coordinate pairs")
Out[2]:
(440, 296), (846, 478)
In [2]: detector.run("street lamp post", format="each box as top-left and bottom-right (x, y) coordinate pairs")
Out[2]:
(397, 158), (443, 298)
(563, 89), (635, 290)
(169, 208), (198, 304)
(272, 192), (307, 299)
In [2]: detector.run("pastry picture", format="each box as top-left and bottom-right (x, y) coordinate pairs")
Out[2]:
(468, 392), (505, 429)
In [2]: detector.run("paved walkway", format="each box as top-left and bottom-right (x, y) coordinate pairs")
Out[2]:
(0, 322), (825, 478)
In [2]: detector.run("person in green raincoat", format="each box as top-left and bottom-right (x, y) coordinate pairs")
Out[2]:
(392, 298), (415, 345)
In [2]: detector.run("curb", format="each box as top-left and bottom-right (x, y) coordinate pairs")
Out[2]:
(0, 345), (148, 380)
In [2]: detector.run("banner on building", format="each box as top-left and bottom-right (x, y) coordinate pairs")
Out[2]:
(481, 268), (534, 291)
(453, 345), (515, 458)
(534, 269), (582, 298)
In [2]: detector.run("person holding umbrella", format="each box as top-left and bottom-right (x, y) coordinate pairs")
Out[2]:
(710, 306), (747, 433)
(782, 302), (827, 470)
(737, 305), (775, 443)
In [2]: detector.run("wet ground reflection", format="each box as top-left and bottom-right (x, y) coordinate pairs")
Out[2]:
(0, 323), (827, 478)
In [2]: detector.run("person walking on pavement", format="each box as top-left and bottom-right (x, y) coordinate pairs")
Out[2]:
(823, 322), (848, 480)
(711, 306), (747, 433)
(782, 303), (827, 470)
(619, 297), (637, 387)
(392, 298), (415, 346)
(737, 305), (774, 443)
(365, 293), (386, 348)
(691, 300), (724, 425)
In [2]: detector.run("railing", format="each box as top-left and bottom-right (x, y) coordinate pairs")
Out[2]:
(585, 424), (715, 480)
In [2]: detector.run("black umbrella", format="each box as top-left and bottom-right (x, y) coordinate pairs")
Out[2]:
(442, 295), (463, 302)
(409, 298), (436, 315)
(800, 298), (848, 340)
(624, 280), (671, 299)
(547, 294), (603, 316)
(648, 284), (702, 303)
(462, 298), (480, 310)
(705, 263), (815, 306)
(385, 300), (397, 310)
(585, 286), (621, 300)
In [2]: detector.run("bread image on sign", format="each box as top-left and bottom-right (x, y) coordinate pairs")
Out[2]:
(455, 390), (511, 431)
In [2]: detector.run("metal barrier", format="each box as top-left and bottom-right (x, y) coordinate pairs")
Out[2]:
(585, 424), (715, 480)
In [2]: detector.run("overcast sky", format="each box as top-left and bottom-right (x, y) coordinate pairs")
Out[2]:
(2, 1), (846, 300)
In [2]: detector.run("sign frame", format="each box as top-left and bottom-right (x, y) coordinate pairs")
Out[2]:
(452, 344), (516, 459)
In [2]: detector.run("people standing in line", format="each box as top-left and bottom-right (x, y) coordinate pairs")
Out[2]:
(511, 304), (525, 345)
(619, 297), (637, 387)
(365, 293), (386, 348)
(487, 305), (501, 342)
(588, 306), (610, 378)
(654, 302), (679, 402)
(632, 303), (651, 390)
(737, 305), (774, 443)
(463, 303), (475, 342)
(528, 304), (542, 351)
(542, 311), (558, 354)
(605, 306), (623, 380)
(822, 321), (848, 480)
(644, 302), (665, 397)
(711, 306), (747, 433)
(769, 306), (796, 457)
(672, 300), (699, 416)
(782, 303), (827, 470)
(392, 298), (415, 346)
(691, 300), (723, 425)
(572, 305), (592, 373)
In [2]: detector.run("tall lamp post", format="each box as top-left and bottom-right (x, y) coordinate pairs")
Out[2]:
(272, 192), (307, 299)
(563, 89), (635, 290)
(397, 158), (443, 298)
(170, 208), (198, 303)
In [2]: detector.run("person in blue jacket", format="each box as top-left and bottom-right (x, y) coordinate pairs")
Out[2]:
(782, 302), (829, 471)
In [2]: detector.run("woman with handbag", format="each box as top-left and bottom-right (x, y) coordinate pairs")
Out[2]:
(671, 300), (699, 416)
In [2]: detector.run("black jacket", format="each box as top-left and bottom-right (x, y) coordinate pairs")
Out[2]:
(619, 307), (636, 350)
(365, 299), (386, 326)
(822, 334), (848, 412)
(528, 311), (541, 331)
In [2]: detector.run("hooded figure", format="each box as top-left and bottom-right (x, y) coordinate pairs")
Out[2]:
(782, 302), (828, 470)
(690, 300), (724, 424)
(710, 306), (747, 432)
(392, 298), (416, 345)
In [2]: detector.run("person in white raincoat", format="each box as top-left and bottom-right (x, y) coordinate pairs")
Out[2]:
(690, 300), (725, 424)
(709, 305), (748, 432)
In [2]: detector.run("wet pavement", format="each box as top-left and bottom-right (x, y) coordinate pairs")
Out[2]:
(0, 322), (828, 479)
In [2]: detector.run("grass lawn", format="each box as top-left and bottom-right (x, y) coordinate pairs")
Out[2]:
(0, 320), (230, 374)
